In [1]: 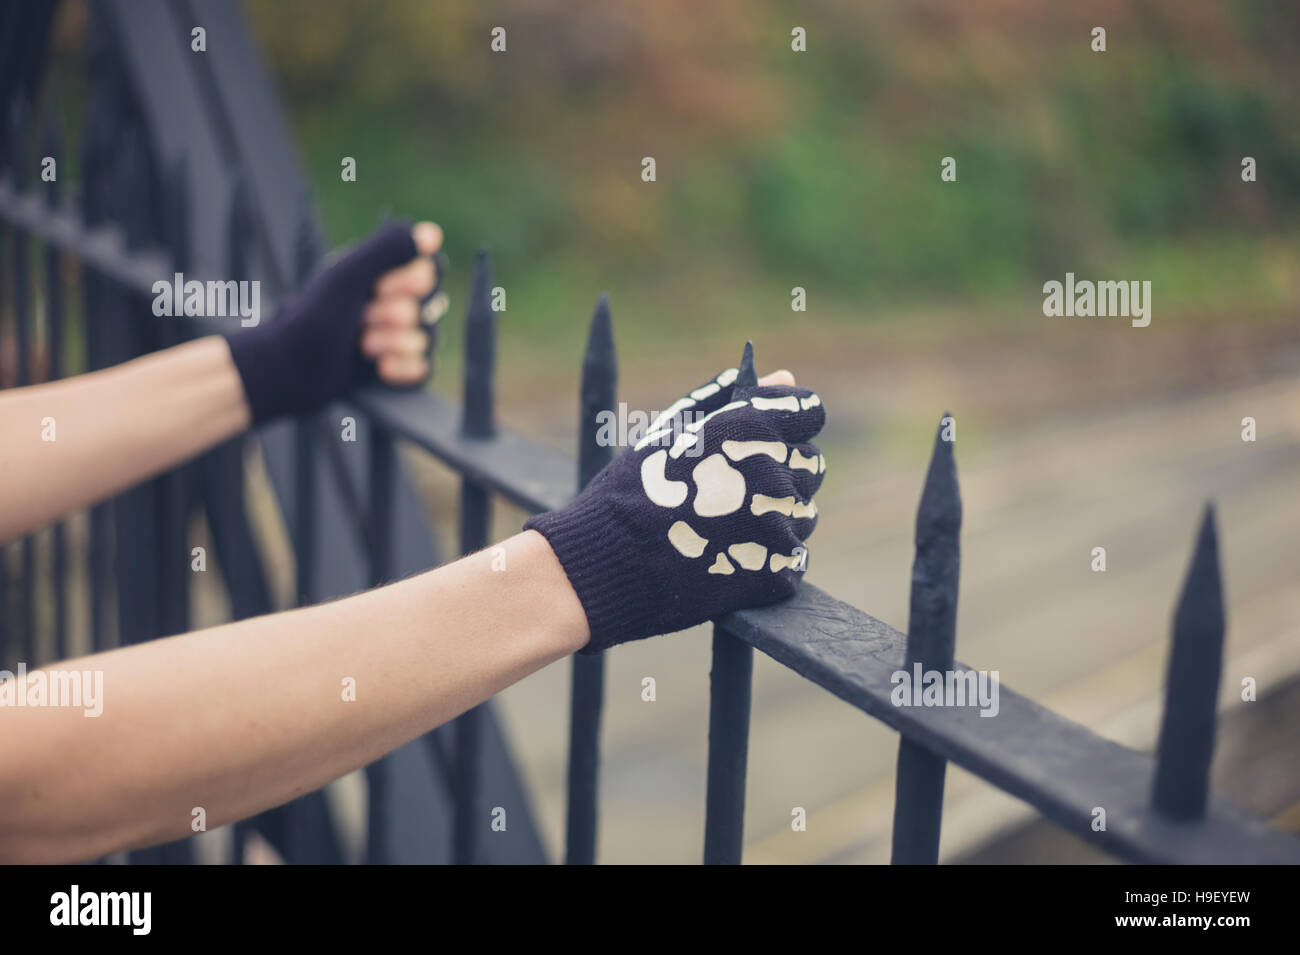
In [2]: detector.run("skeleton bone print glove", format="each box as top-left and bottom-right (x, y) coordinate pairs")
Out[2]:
(525, 364), (827, 653)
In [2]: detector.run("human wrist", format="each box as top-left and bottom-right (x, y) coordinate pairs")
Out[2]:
(523, 494), (671, 652)
(212, 335), (256, 432)
(518, 530), (591, 655)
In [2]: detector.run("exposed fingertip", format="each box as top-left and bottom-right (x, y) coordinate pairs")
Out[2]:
(759, 369), (796, 387)
(412, 221), (443, 256)
(378, 353), (429, 386)
(359, 329), (380, 358)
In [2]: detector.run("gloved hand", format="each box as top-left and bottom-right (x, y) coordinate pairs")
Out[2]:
(525, 365), (827, 653)
(225, 220), (444, 425)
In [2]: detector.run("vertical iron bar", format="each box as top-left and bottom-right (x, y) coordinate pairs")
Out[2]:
(229, 176), (259, 868)
(292, 419), (318, 594)
(1151, 504), (1225, 820)
(565, 295), (617, 865)
(452, 492), (486, 866)
(364, 422), (396, 865)
(367, 437), (395, 581)
(11, 96), (35, 665)
(111, 116), (159, 654)
(890, 412), (962, 864)
(0, 98), (14, 666)
(262, 195), (343, 867)
(131, 129), (194, 866)
(452, 248), (495, 864)
(703, 623), (754, 864)
(43, 103), (68, 661)
(155, 158), (190, 641)
(114, 109), (175, 865)
(293, 195), (320, 608)
(461, 249), (496, 439)
(0, 203), (6, 669)
(702, 341), (757, 865)
(82, 4), (114, 656)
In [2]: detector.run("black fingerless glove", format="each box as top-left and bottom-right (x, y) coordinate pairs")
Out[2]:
(225, 221), (419, 425)
(525, 367), (827, 653)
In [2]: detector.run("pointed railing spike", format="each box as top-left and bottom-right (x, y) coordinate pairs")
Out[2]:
(891, 411), (962, 865)
(579, 294), (616, 486)
(1152, 503), (1225, 820)
(907, 410), (961, 667)
(734, 339), (757, 395)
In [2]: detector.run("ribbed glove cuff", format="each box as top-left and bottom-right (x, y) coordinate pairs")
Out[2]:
(524, 493), (673, 654)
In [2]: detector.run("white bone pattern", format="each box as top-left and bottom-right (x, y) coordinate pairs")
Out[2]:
(637, 366), (739, 446)
(692, 454), (746, 517)
(644, 383), (825, 574)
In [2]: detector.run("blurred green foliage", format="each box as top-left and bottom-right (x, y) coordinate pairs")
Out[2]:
(246, 0), (1300, 346)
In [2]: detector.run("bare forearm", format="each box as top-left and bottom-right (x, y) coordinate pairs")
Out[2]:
(0, 336), (251, 542)
(0, 530), (588, 863)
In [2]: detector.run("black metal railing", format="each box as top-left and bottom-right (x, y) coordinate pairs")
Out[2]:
(3, 0), (1299, 865)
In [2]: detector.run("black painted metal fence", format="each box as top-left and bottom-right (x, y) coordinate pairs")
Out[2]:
(3, 0), (1299, 865)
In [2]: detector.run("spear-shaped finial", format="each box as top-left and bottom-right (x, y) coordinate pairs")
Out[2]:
(579, 294), (616, 487)
(1152, 503), (1225, 820)
(734, 340), (757, 398)
(904, 411), (962, 668)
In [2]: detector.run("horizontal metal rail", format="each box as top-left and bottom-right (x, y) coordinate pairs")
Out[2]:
(353, 386), (573, 516)
(0, 182), (168, 295)
(718, 585), (1300, 865)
